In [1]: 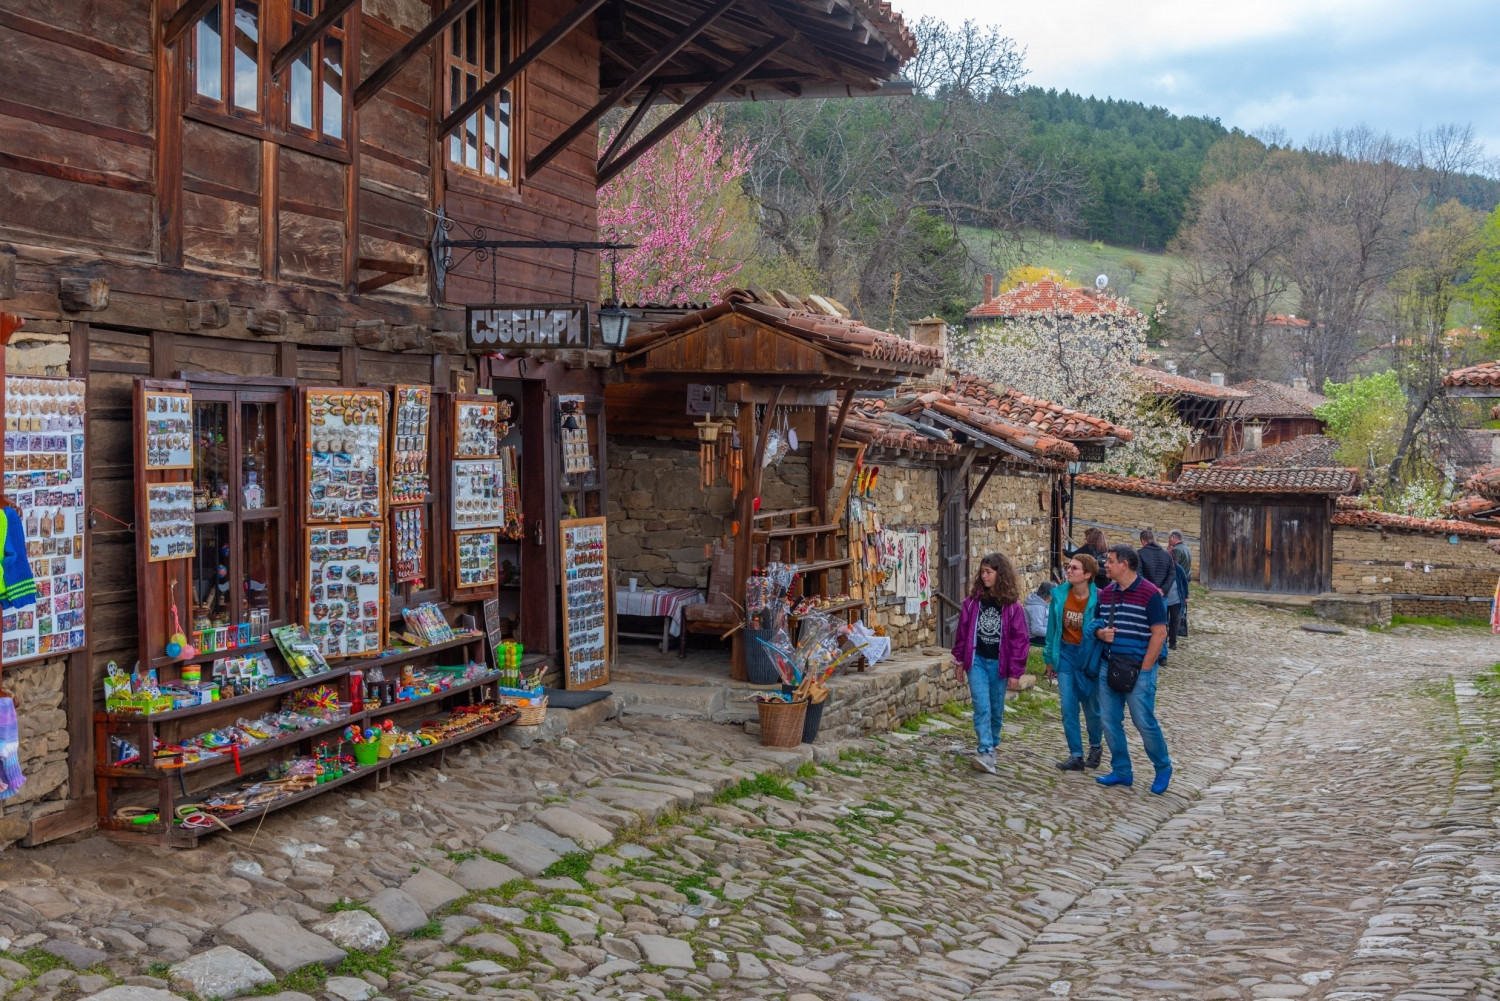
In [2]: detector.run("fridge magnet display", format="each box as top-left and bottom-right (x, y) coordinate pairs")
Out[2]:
(558, 395), (594, 477)
(306, 389), (385, 523)
(390, 385), (431, 503)
(559, 517), (609, 689)
(142, 390), (194, 469)
(392, 506), (425, 584)
(452, 459), (502, 528)
(454, 399), (500, 457)
(306, 523), (384, 658)
(2, 376), (87, 661)
(456, 530), (498, 588)
(146, 483), (196, 562)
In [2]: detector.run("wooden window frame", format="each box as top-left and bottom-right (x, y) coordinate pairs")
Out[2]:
(286, 0), (350, 146)
(186, 384), (294, 639)
(445, 0), (523, 187)
(185, 0), (353, 157)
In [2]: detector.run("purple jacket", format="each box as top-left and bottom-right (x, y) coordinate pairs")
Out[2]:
(951, 594), (1029, 679)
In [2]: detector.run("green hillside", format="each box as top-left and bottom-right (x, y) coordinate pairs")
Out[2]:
(961, 229), (1186, 307)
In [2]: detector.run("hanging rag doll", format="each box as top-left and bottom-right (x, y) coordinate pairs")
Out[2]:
(0, 696), (24, 800)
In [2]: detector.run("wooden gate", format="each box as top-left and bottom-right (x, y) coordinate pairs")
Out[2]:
(1201, 496), (1329, 594)
(938, 465), (968, 645)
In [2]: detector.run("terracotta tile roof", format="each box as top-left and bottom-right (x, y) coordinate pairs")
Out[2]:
(847, 0), (916, 60)
(1464, 465), (1500, 502)
(1229, 379), (1328, 419)
(1073, 473), (1192, 500)
(1214, 435), (1340, 469)
(1443, 360), (1500, 387)
(965, 280), (1140, 320)
(1175, 466), (1359, 495)
(1132, 366), (1250, 400)
(947, 374), (1134, 441)
(1333, 508), (1500, 540)
(1442, 494), (1500, 520)
(924, 398), (1079, 462)
(841, 411), (959, 456)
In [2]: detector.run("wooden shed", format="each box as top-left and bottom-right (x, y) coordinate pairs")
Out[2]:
(1177, 465), (1359, 595)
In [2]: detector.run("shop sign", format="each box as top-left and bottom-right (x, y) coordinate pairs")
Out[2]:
(466, 303), (590, 350)
(1075, 441), (1107, 463)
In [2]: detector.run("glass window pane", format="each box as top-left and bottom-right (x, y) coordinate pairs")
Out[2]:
(464, 6), (478, 65)
(293, 0), (314, 14)
(192, 523), (233, 628)
(466, 114), (479, 170)
(193, 400), (231, 508)
(483, 0), (496, 74)
(496, 92), (511, 180)
(290, 50), (313, 129)
(322, 36), (344, 138)
(498, 0), (513, 64)
(242, 520), (281, 623)
(241, 401), (276, 509)
(233, 0), (260, 112)
(195, 5), (222, 101)
(483, 105), (496, 176)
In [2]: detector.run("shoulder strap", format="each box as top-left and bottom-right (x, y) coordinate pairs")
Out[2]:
(1106, 585), (1119, 627)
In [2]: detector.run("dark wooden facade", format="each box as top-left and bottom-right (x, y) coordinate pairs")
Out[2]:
(1199, 494), (1333, 595)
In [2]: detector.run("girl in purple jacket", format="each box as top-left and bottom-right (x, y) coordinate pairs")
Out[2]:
(951, 552), (1030, 774)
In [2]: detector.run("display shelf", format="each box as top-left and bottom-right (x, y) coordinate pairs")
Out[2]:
(367, 631), (485, 665)
(365, 670), (501, 718)
(792, 557), (853, 574)
(791, 598), (866, 618)
(364, 709), (520, 770)
(96, 712), (358, 778)
(192, 510), (234, 525)
(101, 666), (354, 725)
(753, 523), (838, 539)
(151, 638), (276, 671)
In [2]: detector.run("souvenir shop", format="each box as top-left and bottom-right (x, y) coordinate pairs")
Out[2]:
(24, 329), (611, 847)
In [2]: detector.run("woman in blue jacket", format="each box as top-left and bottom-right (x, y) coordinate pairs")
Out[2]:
(1043, 553), (1105, 771)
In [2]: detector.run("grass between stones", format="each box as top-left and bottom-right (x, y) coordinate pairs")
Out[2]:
(713, 773), (796, 803)
(540, 850), (596, 881)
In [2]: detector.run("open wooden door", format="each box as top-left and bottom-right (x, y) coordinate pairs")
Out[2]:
(938, 464), (968, 645)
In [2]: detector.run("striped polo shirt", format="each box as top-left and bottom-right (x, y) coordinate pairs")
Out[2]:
(1096, 575), (1167, 665)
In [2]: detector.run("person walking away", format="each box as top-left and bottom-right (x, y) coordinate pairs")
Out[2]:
(1044, 553), (1104, 771)
(1169, 530), (1192, 639)
(1137, 530), (1177, 659)
(1093, 544), (1172, 793)
(1077, 527), (1109, 587)
(1023, 580), (1053, 646)
(951, 552), (1030, 775)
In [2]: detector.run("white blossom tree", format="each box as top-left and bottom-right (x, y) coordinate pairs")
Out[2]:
(955, 307), (1198, 477)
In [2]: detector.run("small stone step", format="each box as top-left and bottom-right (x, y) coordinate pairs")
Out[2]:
(609, 682), (725, 717)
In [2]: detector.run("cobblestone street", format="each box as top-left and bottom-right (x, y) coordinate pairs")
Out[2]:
(4, 595), (1500, 1001)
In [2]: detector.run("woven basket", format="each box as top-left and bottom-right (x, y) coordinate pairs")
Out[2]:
(757, 698), (808, 748)
(503, 697), (548, 725)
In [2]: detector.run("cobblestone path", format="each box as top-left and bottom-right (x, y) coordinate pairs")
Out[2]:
(3, 597), (1500, 1001)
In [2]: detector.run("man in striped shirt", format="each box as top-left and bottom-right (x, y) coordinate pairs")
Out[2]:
(1092, 544), (1172, 794)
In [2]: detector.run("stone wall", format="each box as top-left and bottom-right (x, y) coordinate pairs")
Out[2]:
(1332, 526), (1499, 619)
(834, 456), (940, 651)
(1, 324), (75, 849)
(814, 650), (969, 741)
(1074, 487), (1202, 576)
(606, 438), (809, 589)
(969, 467), (1055, 592)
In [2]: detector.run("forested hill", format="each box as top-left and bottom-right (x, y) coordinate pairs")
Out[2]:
(1014, 88), (1228, 252)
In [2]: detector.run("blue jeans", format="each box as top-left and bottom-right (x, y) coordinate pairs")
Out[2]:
(967, 654), (1004, 753)
(1097, 665), (1170, 779)
(1057, 642), (1102, 758)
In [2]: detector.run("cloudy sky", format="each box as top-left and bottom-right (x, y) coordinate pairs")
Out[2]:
(891, 0), (1500, 160)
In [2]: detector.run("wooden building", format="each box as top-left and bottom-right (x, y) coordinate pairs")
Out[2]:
(0, 0), (916, 846)
(1228, 378), (1327, 451)
(1132, 366), (1248, 468)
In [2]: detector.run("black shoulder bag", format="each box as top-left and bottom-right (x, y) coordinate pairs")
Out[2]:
(1103, 588), (1141, 695)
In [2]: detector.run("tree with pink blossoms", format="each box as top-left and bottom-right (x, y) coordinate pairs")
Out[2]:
(598, 115), (755, 304)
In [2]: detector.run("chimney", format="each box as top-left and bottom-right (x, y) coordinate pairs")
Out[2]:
(1243, 424), (1263, 451)
(1210, 372), (1225, 387)
(983, 273), (994, 304)
(907, 317), (950, 387)
(1292, 376), (1309, 391)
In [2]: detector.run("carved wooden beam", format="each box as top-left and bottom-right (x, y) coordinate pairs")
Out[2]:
(436, 0), (609, 138)
(597, 83), (662, 172)
(271, 0), (360, 77)
(161, 0), (219, 47)
(59, 277), (109, 312)
(353, 0), (481, 108)
(596, 36), (787, 187)
(528, 0), (738, 178)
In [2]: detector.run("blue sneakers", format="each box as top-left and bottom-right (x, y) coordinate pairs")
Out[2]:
(1096, 772), (1132, 787)
(1151, 765), (1173, 795)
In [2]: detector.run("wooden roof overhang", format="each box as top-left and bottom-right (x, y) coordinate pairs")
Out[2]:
(615, 310), (933, 392)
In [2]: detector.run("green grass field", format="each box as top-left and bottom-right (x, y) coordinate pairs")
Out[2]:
(960, 229), (1187, 308)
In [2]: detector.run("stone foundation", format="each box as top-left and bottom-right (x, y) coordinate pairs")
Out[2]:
(1312, 593), (1393, 627)
(1332, 526), (1499, 618)
(815, 650), (969, 740)
(0, 658), (71, 847)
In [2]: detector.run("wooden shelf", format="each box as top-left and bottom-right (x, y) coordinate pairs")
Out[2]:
(151, 638), (276, 671)
(791, 598), (865, 618)
(100, 667), (355, 726)
(369, 631), (485, 665)
(794, 557), (852, 574)
(98, 711), (359, 778)
(365, 669), (501, 718)
(753, 523), (838, 539)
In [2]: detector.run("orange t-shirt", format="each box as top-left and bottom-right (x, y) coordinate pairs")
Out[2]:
(1061, 588), (1088, 646)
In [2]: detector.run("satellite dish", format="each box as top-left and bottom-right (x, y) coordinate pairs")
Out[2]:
(1095, 274), (1109, 290)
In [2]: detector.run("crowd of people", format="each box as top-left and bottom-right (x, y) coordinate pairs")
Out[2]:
(950, 528), (1191, 795)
